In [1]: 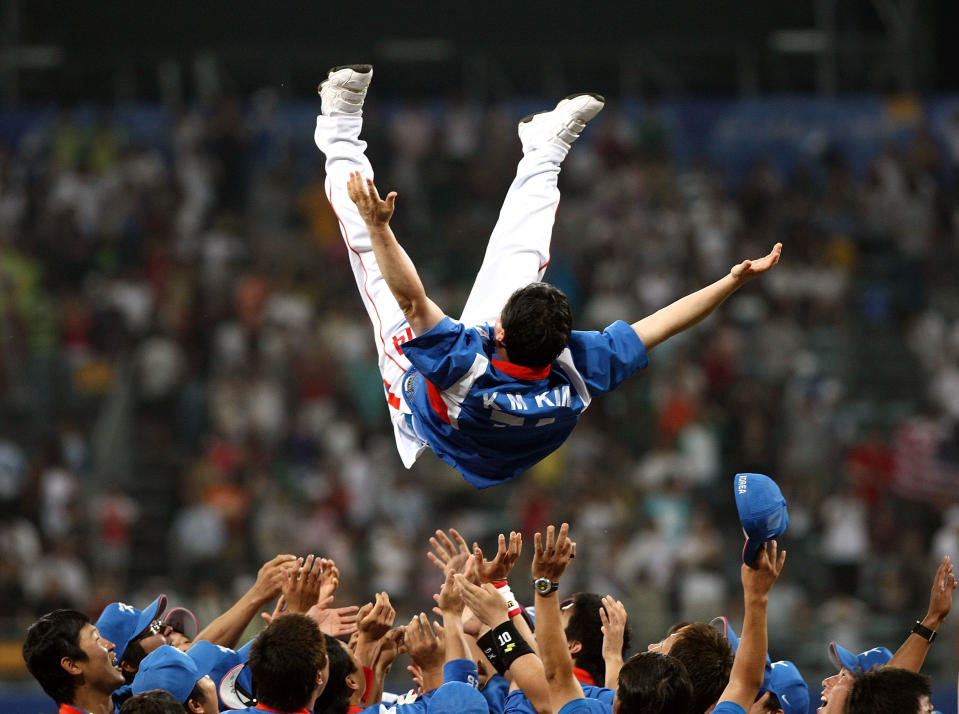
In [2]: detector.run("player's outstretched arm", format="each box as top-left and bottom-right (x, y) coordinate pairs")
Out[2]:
(889, 555), (956, 672)
(718, 541), (786, 712)
(632, 243), (782, 351)
(347, 171), (446, 337)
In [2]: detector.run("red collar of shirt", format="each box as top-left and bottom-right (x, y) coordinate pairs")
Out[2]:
(253, 704), (311, 714)
(60, 705), (90, 714)
(347, 708), (364, 713)
(573, 667), (596, 686)
(491, 357), (551, 380)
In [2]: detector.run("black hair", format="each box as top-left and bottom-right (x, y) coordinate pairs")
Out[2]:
(617, 651), (693, 714)
(847, 667), (931, 714)
(250, 613), (328, 712)
(500, 282), (572, 367)
(22, 609), (90, 705)
(667, 622), (734, 714)
(564, 592), (631, 685)
(313, 634), (358, 714)
(119, 689), (185, 714)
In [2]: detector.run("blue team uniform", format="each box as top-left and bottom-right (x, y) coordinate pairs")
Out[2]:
(401, 317), (648, 488)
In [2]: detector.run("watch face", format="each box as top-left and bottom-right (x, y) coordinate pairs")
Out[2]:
(534, 578), (554, 593)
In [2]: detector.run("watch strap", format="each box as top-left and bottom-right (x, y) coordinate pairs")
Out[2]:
(912, 621), (937, 643)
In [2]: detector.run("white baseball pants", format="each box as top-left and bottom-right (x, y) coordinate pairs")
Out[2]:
(314, 114), (565, 467)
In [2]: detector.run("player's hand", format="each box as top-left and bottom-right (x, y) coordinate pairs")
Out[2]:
(729, 243), (782, 284)
(925, 555), (957, 627)
(307, 596), (360, 638)
(347, 171), (396, 227)
(250, 554), (298, 603)
(318, 558), (340, 602)
(532, 523), (575, 582)
(741, 540), (786, 599)
(404, 613), (445, 671)
(427, 528), (472, 576)
(473, 532), (522, 583)
(454, 573), (509, 628)
(357, 592), (396, 641)
(434, 569), (465, 616)
(282, 554), (323, 614)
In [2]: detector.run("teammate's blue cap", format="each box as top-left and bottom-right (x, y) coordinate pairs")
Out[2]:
(734, 473), (789, 567)
(828, 642), (892, 676)
(766, 660), (810, 714)
(95, 594), (167, 662)
(131, 644), (204, 703)
(188, 639), (249, 693)
(428, 681), (488, 714)
(711, 616), (771, 671)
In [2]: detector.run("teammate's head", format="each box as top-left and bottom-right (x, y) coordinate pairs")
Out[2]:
(23, 609), (125, 705)
(648, 622), (733, 714)
(249, 613), (329, 711)
(120, 689), (185, 714)
(313, 634), (363, 714)
(499, 282), (572, 367)
(614, 651), (693, 714)
(846, 667), (931, 714)
(562, 593), (631, 685)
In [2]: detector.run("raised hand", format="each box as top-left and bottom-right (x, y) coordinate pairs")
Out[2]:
(318, 558), (340, 602)
(453, 573), (509, 629)
(283, 554), (324, 614)
(729, 243), (782, 284)
(250, 553), (298, 603)
(741, 540), (786, 597)
(357, 592), (396, 641)
(473, 532), (522, 583)
(925, 555), (957, 626)
(404, 613), (445, 675)
(347, 171), (396, 227)
(427, 528), (472, 576)
(599, 596), (628, 688)
(532, 523), (575, 581)
(307, 596), (360, 638)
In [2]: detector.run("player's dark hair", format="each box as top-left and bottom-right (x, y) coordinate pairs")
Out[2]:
(667, 622), (734, 714)
(761, 691), (782, 712)
(184, 680), (206, 711)
(847, 667), (931, 714)
(250, 614), (328, 712)
(313, 634), (358, 714)
(22, 609), (91, 704)
(119, 689), (185, 714)
(564, 592), (631, 685)
(617, 651), (693, 714)
(121, 636), (150, 683)
(500, 282), (572, 367)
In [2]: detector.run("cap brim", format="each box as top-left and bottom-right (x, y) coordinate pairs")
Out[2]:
(164, 607), (199, 640)
(219, 662), (255, 710)
(742, 538), (763, 568)
(828, 642), (859, 674)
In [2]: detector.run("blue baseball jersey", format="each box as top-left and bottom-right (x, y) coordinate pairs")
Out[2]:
(401, 317), (648, 488)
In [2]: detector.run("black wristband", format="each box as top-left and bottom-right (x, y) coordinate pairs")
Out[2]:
(492, 620), (535, 669)
(477, 630), (508, 676)
(912, 621), (937, 643)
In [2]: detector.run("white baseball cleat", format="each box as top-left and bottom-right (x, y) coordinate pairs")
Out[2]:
(518, 93), (605, 151)
(318, 64), (373, 116)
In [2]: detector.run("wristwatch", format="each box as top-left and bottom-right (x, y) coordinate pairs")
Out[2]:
(533, 577), (560, 595)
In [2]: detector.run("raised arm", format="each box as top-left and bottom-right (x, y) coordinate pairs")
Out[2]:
(888, 555), (956, 672)
(632, 243), (781, 351)
(193, 553), (296, 647)
(347, 172), (446, 336)
(532, 523), (585, 712)
(718, 540), (786, 711)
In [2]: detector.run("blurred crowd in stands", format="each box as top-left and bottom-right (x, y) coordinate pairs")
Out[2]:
(1, 92), (959, 688)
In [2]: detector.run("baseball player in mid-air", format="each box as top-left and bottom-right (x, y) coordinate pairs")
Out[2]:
(314, 64), (782, 489)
